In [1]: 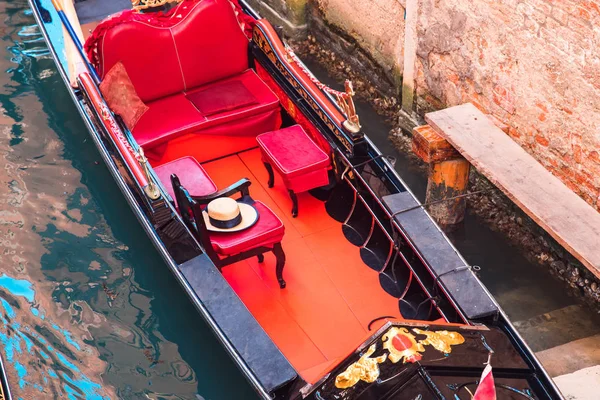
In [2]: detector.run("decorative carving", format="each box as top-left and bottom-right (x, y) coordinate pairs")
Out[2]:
(131, 0), (182, 11)
(382, 327), (425, 364)
(335, 344), (387, 389)
(337, 80), (361, 133)
(413, 328), (465, 354)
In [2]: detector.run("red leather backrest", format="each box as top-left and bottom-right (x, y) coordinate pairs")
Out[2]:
(100, 24), (185, 102)
(172, 0), (250, 91)
(99, 0), (249, 103)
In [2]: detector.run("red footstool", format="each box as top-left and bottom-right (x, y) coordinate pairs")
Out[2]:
(257, 125), (330, 217)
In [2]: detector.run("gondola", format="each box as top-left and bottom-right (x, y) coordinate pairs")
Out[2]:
(0, 353), (12, 400)
(28, 0), (564, 398)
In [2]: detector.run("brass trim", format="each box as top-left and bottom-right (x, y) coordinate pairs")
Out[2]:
(137, 147), (160, 200)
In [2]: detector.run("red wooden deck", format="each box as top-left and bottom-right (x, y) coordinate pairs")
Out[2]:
(201, 149), (402, 382)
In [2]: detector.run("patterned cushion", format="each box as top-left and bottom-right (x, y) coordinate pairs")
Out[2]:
(99, 62), (148, 130)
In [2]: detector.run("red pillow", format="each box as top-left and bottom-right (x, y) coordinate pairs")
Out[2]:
(99, 62), (148, 130)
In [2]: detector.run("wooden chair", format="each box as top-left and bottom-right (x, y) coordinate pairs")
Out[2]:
(170, 174), (287, 288)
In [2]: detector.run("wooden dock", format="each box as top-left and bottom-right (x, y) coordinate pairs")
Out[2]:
(425, 103), (600, 279)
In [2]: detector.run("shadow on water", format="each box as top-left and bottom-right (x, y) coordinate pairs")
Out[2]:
(302, 59), (582, 324)
(0, 1), (257, 398)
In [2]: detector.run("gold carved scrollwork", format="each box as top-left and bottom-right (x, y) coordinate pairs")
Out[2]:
(335, 344), (387, 389)
(337, 80), (361, 134)
(131, 0), (182, 11)
(334, 327), (466, 391)
(382, 327), (425, 364)
(412, 328), (465, 354)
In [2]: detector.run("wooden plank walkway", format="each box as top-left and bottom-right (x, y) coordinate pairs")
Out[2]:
(425, 103), (600, 279)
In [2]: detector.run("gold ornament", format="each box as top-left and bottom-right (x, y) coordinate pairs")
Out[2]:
(337, 80), (361, 134)
(413, 329), (465, 354)
(335, 344), (387, 389)
(131, 0), (182, 11)
(382, 327), (425, 364)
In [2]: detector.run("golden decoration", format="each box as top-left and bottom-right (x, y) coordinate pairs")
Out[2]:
(131, 0), (182, 11)
(338, 80), (361, 134)
(335, 344), (387, 389)
(413, 328), (465, 354)
(137, 147), (161, 200)
(382, 327), (425, 364)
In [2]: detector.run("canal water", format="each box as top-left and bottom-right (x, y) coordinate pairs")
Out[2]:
(0, 1), (257, 398)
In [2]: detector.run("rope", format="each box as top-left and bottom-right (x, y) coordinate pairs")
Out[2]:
(284, 44), (350, 101)
(389, 188), (491, 219)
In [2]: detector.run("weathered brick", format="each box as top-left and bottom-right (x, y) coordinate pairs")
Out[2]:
(551, 6), (570, 25)
(305, 0), (600, 209)
(535, 134), (550, 147)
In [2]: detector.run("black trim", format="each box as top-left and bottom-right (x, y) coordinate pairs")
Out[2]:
(209, 212), (242, 229)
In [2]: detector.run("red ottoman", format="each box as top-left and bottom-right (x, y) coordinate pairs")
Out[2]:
(257, 125), (330, 217)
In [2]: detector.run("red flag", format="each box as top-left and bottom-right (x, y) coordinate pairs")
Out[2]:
(473, 364), (496, 400)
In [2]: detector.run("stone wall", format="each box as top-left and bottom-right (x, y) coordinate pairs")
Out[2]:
(253, 0), (600, 210)
(413, 0), (600, 209)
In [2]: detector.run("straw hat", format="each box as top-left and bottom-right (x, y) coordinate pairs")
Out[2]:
(202, 197), (259, 232)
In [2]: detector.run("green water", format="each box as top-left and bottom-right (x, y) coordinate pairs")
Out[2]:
(0, 1), (257, 398)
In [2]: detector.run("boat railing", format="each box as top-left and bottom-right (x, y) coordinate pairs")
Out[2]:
(334, 145), (471, 324)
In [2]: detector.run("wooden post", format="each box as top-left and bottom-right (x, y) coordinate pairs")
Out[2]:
(412, 125), (470, 226)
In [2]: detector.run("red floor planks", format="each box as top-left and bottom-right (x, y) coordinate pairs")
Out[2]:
(239, 149), (339, 237)
(197, 152), (405, 379)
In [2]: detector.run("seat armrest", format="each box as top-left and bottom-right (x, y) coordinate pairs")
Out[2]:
(193, 178), (252, 204)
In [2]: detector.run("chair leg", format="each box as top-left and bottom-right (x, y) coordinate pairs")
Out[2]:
(288, 190), (298, 218)
(264, 162), (275, 188)
(257, 253), (265, 263)
(273, 242), (286, 289)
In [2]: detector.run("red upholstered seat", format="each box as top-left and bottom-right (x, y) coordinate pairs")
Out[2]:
(210, 201), (285, 256)
(97, 0), (281, 159)
(257, 125), (330, 178)
(154, 156), (217, 200)
(258, 125), (331, 216)
(133, 70), (280, 149)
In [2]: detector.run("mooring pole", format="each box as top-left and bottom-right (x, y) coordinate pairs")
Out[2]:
(412, 125), (470, 226)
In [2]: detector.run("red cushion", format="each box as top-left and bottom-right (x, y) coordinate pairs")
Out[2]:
(133, 69), (280, 149)
(186, 69), (280, 128)
(99, 0), (249, 103)
(154, 156), (217, 200)
(99, 62), (148, 130)
(257, 125), (330, 178)
(209, 201), (285, 256)
(186, 80), (258, 116)
(133, 92), (206, 146)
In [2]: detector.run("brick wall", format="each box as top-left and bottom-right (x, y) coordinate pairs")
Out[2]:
(314, 0), (406, 82)
(257, 0), (600, 210)
(413, 0), (600, 209)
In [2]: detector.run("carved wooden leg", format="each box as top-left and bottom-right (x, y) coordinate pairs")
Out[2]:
(257, 253), (265, 263)
(263, 162), (275, 188)
(273, 242), (286, 289)
(288, 190), (298, 218)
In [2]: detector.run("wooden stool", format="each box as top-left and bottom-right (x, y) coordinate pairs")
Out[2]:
(257, 125), (330, 217)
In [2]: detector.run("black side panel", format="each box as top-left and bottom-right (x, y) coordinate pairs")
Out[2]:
(306, 322), (559, 400)
(383, 193), (498, 319)
(178, 255), (298, 393)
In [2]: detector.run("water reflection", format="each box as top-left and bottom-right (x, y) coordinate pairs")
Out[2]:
(0, 1), (256, 398)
